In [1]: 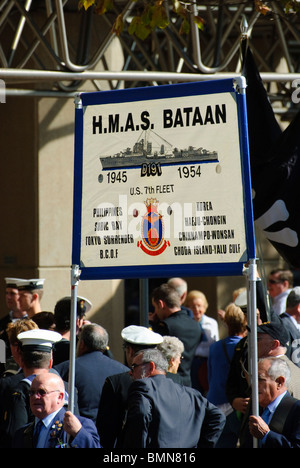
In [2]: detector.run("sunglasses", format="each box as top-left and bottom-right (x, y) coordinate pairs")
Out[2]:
(130, 362), (146, 372)
(268, 279), (284, 284)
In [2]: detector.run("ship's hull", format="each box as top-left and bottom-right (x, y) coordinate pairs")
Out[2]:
(100, 151), (218, 170)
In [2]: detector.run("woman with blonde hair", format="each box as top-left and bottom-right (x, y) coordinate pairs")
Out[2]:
(206, 302), (247, 447)
(185, 290), (219, 393)
(3, 318), (38, 377)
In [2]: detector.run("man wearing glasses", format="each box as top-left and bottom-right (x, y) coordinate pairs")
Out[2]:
(122, 348), (225, 448)
(249, 357), (300, 448)
(268, 268), (293, 316)
(13, 373), (100, 448)
(0, 328), (74, 447)
(96, 325), (163, 448)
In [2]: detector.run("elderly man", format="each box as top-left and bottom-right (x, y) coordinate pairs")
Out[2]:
(0, 328), (62, 447)
(249, 357), (300, 448)
(121, 348), (225, 448)
(257, 321), (300, 397)
(12, 373), (100, 448)
(167, 277), (193, 318)
(96, 325), (163, 448)
(54, 323), (129, 422)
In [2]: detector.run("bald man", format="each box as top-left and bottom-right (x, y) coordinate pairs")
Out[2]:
(13, 373), (101, 448)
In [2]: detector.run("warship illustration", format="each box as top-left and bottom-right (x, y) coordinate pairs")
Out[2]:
(99, 130), (218, 170)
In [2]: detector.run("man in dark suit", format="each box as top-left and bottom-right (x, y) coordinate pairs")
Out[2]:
(150, 283), (201, 386)
(96, 325), (164, 448)
(167, 277), (194, 318)
(249, 357), (300, 448)
(0, 328), (62, 447)
(121, 348), (225, 448)
(54, 323), (129, 422)
(13, 373), (100, 448)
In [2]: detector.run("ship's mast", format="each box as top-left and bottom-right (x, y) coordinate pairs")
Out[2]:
(135, 128), (173, 154)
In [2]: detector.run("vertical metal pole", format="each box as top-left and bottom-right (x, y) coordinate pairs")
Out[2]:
(247, 279), (252, 390)
(139, 278), (149, 327)
(68, 264), (80, 414)
(248, 258), (259, 448)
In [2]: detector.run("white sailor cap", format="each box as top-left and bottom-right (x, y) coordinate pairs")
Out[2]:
(121, 325), (163, 346)
(17, 329), (62, 353)
(16, 278), (45, 291)
(5, 277), (25, 288)
(234, 290), (247, 308)
(55, 296), (92, 314)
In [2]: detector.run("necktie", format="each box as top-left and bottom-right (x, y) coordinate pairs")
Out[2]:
(261, 407), (271, 425)
(33, 420), (44, 448)
(258, 408), (271, 448)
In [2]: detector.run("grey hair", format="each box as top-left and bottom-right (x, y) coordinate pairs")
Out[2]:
(286, 286), (300, 308)
(260, 357), (291, 386)
(79, 323), (109, 352)
(137, 348), (169, 373)
(157, 336), (184, 362)
(167, 277), (187, 297)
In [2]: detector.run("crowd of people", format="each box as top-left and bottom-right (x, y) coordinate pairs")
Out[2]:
(0, 270), (300, 448)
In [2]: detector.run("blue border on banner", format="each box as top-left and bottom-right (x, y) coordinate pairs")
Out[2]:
(72, 78), (255, 279)
(72, 101), (84, 266)
(236, 85), (255, 261)
(80, 79), (235, 107)
(76, 262), (245, 280)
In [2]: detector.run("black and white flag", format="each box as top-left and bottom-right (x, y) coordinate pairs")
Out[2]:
(242, 44), (300, 268)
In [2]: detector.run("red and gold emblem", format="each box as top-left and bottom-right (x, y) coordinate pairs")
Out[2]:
(137, 198), (170, 256)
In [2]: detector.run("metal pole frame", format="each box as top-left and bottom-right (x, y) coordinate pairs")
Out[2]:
(2, 68), (300, 83)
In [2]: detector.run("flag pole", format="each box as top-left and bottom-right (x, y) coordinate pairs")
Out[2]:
(68, 264), (80, 414)
(239, 19), (259, 447)
(247, 258), (259, 448)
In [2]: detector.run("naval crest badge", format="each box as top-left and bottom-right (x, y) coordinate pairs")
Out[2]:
(137, 198), (170, 256)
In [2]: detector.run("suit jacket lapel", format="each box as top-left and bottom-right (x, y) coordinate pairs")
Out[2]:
(21, 408), (68, 448)
(44, 408), (67, 448)
(269, 393), (297, 434)
(23, 422), (35, 448)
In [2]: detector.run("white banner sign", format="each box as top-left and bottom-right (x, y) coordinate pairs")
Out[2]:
(72, 79), (255, 279)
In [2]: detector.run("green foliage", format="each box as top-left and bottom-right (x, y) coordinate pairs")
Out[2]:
(78, 0), (96, 10)
(78, 0), (299, 40)
(78, 0), (203, 39)
(280, 0), (300, 13)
